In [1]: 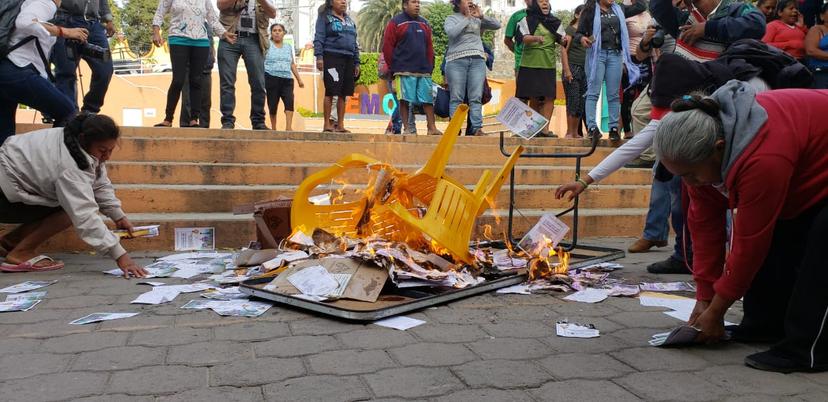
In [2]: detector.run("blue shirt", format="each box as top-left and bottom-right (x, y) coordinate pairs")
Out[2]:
(313, 10), (360, 64)
(264, 42), (294, 79)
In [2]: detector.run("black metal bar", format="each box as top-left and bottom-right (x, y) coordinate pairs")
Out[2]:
(498, 131), (601, 249)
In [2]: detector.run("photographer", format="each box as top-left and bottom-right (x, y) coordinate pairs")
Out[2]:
(51, 0), (115, 116)
(0, 0), (88, 142)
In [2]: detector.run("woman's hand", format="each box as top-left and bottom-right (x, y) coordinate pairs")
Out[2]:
(469, 3), (482, 18)
(580, 36), (594, 48)
(555, 181), (587, 201)
(114, 217), (135, 238)
(316, 59), (324, 71)
(298, 79), (305, 88)
(354, 64), (360, 78)
(642, 26), (657, 46)
(116, 254), (148, 279)
(152, 30), (164, 47)
(688, 299), (710, 324)
(689, 301), (726, 343)
(64, 27), (89, 43)
(222, 31), (238, 44)
(563, 69), (573, 83)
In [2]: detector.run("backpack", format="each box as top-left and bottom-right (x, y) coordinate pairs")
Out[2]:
(0, 0), (54, 81)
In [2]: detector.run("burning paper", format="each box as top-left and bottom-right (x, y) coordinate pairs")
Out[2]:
(519, 214), (570, 258)
(640, 282), (696, 292)
(581, 262), (624, 272)
(0, 280), (57, 294)
(556, 320), (600, 338)
(288, 230), (315, 247)
(492, 249), (528, 271)
(69, 312), (139, 325)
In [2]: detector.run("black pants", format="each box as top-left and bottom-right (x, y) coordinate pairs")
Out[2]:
(741, 200), (828, 368)
(180, 71), (212, 127)
(265, 74), (295, 114)
(166, 45), (209, 122)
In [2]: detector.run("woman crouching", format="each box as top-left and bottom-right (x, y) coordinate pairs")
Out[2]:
(653, 80), (828, 373)
(0, 113), (148, 278)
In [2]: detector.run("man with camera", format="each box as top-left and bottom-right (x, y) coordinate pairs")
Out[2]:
(50, 0), (115, 116)
(216, 0), (277, 130)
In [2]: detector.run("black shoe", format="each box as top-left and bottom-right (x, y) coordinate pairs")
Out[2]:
(588, 127), (601, 141)
(745, 350), (826, 373)
(624, 157), (656, 169)
(724, 325), (784, 344)
(609, 127), (621, 141)
(646, 257), (691, 274)
(536, 131), (558, 138)
(252, 124), (269, 130)
(221, 123), (234, 129)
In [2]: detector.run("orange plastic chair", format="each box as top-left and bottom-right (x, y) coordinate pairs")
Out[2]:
(291, 153), (403, 237)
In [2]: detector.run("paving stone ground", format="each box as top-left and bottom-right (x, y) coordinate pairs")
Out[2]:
(1, 238), (827, 401)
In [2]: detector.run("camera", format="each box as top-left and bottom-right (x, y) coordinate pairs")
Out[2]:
(650, 25), (666, 49)
(66, 41), (111, 62)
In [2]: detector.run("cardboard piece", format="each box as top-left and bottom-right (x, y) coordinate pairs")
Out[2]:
(267, 258), (388, 303)
(235, 249), (279, 267)
(253, 200), (293, 249)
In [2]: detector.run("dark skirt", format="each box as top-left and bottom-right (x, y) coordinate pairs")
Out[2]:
(515, 67), (556, 99)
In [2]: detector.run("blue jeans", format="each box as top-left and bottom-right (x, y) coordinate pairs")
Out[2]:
(218, 35), (266, 126)
(0, 60), (75, 142)
(642, 175), (692, 262)
(585, 49), (623, 130)
(51, 15), (113, 113)
(445, 56), (485, 132)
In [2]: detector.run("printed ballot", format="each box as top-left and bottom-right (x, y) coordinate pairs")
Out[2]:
(496, 97), (549, 139)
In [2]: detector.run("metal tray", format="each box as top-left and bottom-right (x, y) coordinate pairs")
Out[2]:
(239, 243), (624, 322)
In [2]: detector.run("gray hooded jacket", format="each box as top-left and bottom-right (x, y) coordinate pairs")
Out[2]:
(58, 0), (113, 22)
(710, 79), (769, 181)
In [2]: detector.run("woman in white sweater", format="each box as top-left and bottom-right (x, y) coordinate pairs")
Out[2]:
(151, 0), (236, 128)
(0, 114), (148, 278)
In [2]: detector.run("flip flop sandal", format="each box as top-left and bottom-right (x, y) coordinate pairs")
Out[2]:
(153, 122), (172, 127)
(334, 128), (351, 133)
(0, 255), (65, 273)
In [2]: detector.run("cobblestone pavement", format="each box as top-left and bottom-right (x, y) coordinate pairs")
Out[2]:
(1, 238), (827, 401)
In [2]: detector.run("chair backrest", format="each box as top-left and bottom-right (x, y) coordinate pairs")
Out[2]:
(476, 145), (524, 216)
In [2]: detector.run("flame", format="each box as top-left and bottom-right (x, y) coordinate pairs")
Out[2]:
(554, 247), (570, 275)
(527, 246), (570, 281)
(482, 224), (494, 241)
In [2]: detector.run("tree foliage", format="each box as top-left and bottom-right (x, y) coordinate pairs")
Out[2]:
(357, 0), (403, 52)
(120, 0), (167, 55)
(423, 0), (453, 57)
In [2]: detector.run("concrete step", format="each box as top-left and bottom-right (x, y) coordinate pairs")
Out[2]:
(112, 183), (651, 213)
(112, 137), (622, 166)
(23, 209), (647, 253)
(106, 161), (654, 186)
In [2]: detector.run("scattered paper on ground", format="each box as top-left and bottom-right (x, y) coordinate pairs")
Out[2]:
(556, 321), (600, 338)
(607, 284), (640, 297)
(640, 282), (695, 292)
(174, 227), (215, 251)
(0, 280), (57, 294)
(496, 284), (532, 295)
(639, 292), (736, 326)
(69, 312), (139, 325)
(181, 299), (271, 317)
(564, 288), (609, 303)
(288, 265), (340, 296)
(373, 316), (426, 331)
(0, 291), (46, 312)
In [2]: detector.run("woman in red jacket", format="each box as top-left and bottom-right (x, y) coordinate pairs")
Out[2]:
(653, 80), (828, 373)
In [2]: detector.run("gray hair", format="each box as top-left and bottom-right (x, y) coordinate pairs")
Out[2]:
(654, 108), (723, 165)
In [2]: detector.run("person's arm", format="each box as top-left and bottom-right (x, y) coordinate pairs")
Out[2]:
(352, 18), (360, 67)
(555, 120), (659, 200)
(257, 0), (277, 19)
(15, 1), (87, 41)
(685, 183), (729, 302)
(622, 0), (648, 18)
(444, 14), (471, 40)
(204, 0), (228, 38)
(561, 35), (572, 81)
(151, 0), (172, 29)
(313, 14), (326, 69)
(92, 165), (127, 223)
(98, 0), (113, 22)
(805, 26), (828, 60)
(217, 0), (240, 12)
(704, 4), (766, 43)
(504, 12), (518, 52)
(291, 60), (304, 87)
(381, 20), (397, 72)
(480, 15), (501, 31)
(635, 26), (656, 61)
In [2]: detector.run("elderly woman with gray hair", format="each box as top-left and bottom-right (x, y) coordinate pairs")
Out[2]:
(653, 80), (828, 374)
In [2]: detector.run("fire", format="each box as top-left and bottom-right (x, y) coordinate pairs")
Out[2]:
(482, 224), (494, 241)
(527, 247), (570, 281)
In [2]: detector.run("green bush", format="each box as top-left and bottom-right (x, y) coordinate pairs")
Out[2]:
(297, 107), (322, 118)
(356, 52), (380, 86)
(432, 54), (444, 85)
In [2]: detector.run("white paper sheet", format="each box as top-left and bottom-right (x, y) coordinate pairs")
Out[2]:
(0, 280), (57, 294)
(5, 291), (47, 302)
(640, 282), (695, 292)
(556, 322), (600, 338)
(158, 252), (232, 262)
(174, 227), (216, 251)
(496, 284), (532, 295)
(327, 68), (339, 82)
(373, 316), (426, 331)
(496, 97), (549, 139)
(138, 281), (166, 287)
(288, 265), (340, 296)
(131, 288), (181, 304)
(518, 214), (570, 257)
(564, 288), (609, 303)
(262, 250), (309, 270)
(69, 312), (139, 325)
(639, 293), (736, 326)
